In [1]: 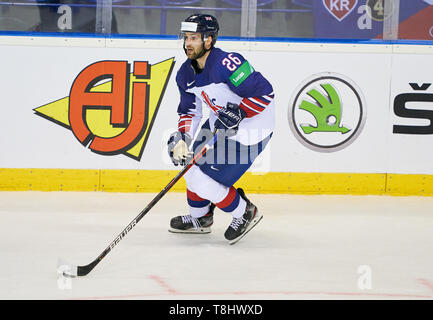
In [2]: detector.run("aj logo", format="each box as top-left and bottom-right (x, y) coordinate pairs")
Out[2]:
(323, 0), (358, 21)
(34, 58), (175, 161)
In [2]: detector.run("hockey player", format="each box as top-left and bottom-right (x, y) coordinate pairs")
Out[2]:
(167, 13), (275, 244)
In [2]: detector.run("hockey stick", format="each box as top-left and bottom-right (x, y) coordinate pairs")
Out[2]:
(60, 130), (218, 277)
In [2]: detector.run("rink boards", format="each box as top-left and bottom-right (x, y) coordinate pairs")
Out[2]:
(0, 36), (432, 195)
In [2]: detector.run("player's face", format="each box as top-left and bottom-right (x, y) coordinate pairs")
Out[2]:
(183, 32), (205, 59)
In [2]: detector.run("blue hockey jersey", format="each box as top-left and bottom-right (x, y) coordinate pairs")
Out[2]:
(176, 47), (275, 145)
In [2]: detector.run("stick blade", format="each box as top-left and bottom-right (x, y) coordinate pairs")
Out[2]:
(57, 258), (78, 278)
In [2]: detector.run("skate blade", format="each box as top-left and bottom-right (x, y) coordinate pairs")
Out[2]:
(168, 227), (211, 234)
(228, 212), (263, 245)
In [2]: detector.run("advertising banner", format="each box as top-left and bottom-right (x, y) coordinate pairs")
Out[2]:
(0, 37), (431, 180)
(388, 54), (433, 174)
(312, 0), (385, 39)
(312, 0), (433, 40)
(398, 1), (433, 40)
(0, 44), (183, 170)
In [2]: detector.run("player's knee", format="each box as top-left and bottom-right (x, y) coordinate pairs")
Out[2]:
(186, 167), (228, 203)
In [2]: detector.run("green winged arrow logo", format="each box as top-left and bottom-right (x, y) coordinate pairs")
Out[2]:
(299, 83), (350, 134)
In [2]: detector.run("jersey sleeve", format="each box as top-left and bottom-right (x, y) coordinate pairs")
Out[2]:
(176, 72), (203, 138)
(218, 52), (274, 118)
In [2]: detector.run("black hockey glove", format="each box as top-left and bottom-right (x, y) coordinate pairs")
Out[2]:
(167, 131), (193, 166)
(215, 102), (246, 137)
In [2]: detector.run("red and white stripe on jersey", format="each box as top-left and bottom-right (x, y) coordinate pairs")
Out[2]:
(239, 92), (274, 118)
(178, 114), (193, 133)
(201, 90), (222, 114)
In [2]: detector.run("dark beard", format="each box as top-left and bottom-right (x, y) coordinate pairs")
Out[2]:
(184, 42), (207, 60)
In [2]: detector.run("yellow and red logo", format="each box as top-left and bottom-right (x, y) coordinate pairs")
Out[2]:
(34, 58), (175, 161)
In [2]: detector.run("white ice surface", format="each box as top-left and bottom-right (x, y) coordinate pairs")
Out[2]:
(0, 191), (432, 300)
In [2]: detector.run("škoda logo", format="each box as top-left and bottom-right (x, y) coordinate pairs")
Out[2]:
(34, 58), (175, 161)
(323, 0), (358, 21)
(288, 72), (366, 152)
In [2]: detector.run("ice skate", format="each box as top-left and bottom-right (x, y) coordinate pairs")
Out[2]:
(169, 203), (215, 234)
(224, 188), (262, 244)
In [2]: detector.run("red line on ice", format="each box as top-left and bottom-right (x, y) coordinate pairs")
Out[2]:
(67, 290), (433, 300)
(149, 274), (177, 294)
(417, 278), (433, 293)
